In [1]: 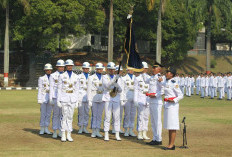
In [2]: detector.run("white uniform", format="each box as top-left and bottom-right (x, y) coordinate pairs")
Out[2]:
(196, 76), (201, 95)
(209, 76), (214, 98)
(211, 76), (217, 98)
(218, 76), (224, 99)
(186, 77), (191, 96)
(223, 76), (227, 97)
(77, 73), (89, 128)
(191, 77), (195, 95)
(144, 73), (163, 142)
(200, 76), (205, 97)
(180, 77), (185, 94)
(226, 76), (232, 100)
(134, 74), (150, 132)
(57, 71), (79, 132)
(87, 73), (104, 130)
(49, 71), (63, 131)
(122, 74), (136, 129)
(184, 77), (188, 95)
(38, 74), (52, 128)
(205, 76), (209, 97)
(163, 78), (183, 130)
(102, 74), (123, 132)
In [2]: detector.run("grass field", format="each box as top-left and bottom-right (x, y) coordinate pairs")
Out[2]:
(0, 90), (232, 157)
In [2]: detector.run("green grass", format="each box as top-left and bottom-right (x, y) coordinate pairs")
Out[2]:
(0, 91), (232, 157)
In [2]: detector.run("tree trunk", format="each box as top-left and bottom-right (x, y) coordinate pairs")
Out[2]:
(156, 0), (162, 64)
(4, 1), (9, 87)
(108, 0), (113, 62)
(206, 6), (212, 74)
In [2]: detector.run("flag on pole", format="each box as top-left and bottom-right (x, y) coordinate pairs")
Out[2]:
(124, 15), (143, 72)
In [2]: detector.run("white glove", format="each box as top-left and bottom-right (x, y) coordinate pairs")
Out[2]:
(57, 101), (62, 108)
(88, 101), (92, 108)
(49, 99), (54, 106)
(38, 100), (42, 104)
(75, 102), (79, 108)
(134, 102), (139, 107)
(120, 100), (126, 106)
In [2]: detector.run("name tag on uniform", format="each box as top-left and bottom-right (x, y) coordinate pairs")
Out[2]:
(55, 80), (58, 83)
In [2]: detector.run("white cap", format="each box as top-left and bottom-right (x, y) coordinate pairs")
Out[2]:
(65, 59), (74, 66)
(44, 63), (53, 70)
(107, 62), (116, 69)
(142, 62), (148, 68)
(82, 62), (90, 68)
(116, 65), (123, 71)
(95, 63), (104, 69)
(56, 59), (65, 67)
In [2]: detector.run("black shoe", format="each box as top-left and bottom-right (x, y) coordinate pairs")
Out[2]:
(163, 145), (175, 150)
(146, 140), (162, 145)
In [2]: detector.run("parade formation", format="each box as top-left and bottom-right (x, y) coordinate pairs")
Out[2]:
(38, 59), (184, 150)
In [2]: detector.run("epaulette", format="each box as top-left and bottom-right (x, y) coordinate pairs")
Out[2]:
(171, 80), (176, 83)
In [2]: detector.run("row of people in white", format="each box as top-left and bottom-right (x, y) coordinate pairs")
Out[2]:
(174, 73), (232, 100)
(38, 60), (184, 146)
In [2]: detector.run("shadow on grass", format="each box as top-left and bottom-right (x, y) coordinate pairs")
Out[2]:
(23, 128), (60, 140)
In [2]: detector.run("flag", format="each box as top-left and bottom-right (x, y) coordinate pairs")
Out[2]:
(124, 16), (143, 72)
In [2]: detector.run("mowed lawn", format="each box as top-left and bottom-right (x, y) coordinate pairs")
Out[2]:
(0, 90), (232, 157)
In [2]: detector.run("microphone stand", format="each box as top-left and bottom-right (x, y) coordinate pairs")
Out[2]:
(180, 117), (188, 149)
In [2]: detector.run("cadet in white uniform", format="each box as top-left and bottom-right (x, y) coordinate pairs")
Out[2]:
(77, 62), (90, 134)
(57, 59), (79, 142)
(134, 72), (150, 140)
(191, 75), (195, 95)
(196, 74), (201, 95)
(205, 75), (209, 97)
(123, 68), (136, 137)
(186, 75), (191, 96)
(87, 63), (104, 138)
(49, 60), (65, 138)
(162, 68), (183, 150)
(211, 74), (217, 99)
(38, 64), (53, 135)
(217, 73), (224, 100)
(200, 74), (205, 98)
(226, 73), (232, 100)
(112, 65), (126, 134)
(103, 62), (123, 141)
(145, 62), (164, 146)
(180, 74), (185, 94)
(209, 73), (214, 98)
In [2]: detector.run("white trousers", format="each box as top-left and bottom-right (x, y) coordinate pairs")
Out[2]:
(40, 102), (52, 127)
(186, 86), (191, 96)
(78, 102), (89, 127)
(218, 87), (223, 99)
(104, 101), (120, 132)
(208, 86), (212, 97)
(201, 87), (205, 97)
(60, 102), (75, 132)
(91, 102), (104, 129)
(215, 87), (218, 96)
(211, 87), (215, 98)
(227, 87), (231, 100)
(52, 99), (62, 130)
(123, 100), (136, 129)
(191, 86), (194, 95)
(222, 87), (225, 97)
(196, 86), (200, 95)
(205, 86), (208, 97)
(180, 86), (185, 94)
(150, 103), (162, 142)
(137, 104), (150, 132)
